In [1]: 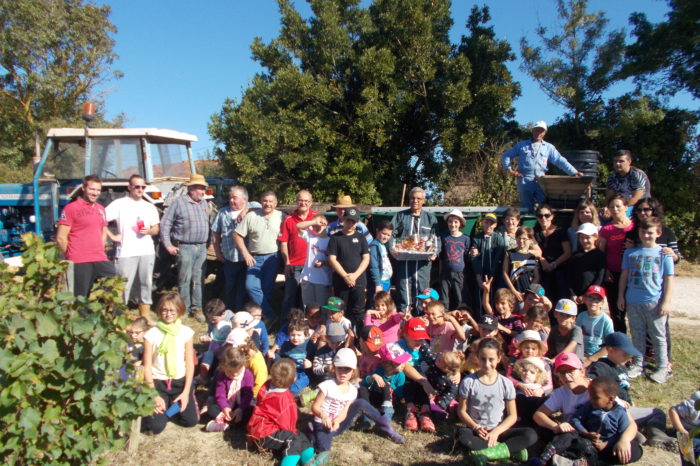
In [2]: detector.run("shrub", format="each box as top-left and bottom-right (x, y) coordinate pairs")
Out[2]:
(667, 211), (700, 262)
(0, 234), (154, 464)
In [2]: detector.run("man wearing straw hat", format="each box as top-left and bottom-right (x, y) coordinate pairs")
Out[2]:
(327, 194), (372, 243)
(160, 173), (211, 322)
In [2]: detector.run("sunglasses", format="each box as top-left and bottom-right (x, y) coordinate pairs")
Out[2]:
(536, 213), (552, 219)
(637, 207), (653, 213)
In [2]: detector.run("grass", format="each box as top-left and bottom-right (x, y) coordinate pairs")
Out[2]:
(102, 314), (700, 465)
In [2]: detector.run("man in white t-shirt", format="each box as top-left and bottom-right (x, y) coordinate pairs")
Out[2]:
(106, 174), (160, 317)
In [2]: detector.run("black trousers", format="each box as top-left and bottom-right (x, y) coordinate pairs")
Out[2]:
(604, 271), (626, 333)
(440, 269), (465, 311)
(457, 426), (538, 452)
(255, 430), (312, 458)
(141, 377), (198, 434)
(73, 261), (116, 297)
(333, 281), (366, 330)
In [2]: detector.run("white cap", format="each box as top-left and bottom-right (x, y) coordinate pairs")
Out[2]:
(533, 121), (548, 131)
(333, 347), (357, 369)
(233, 311), (254, 329)
(445, 209), (465, 226)
(576, 222), (598, 236)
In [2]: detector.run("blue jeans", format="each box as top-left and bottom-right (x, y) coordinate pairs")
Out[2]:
(517, 177), (545, 211)
(282, 265), (304, 321)
(176, 243), (206, 312)
(223, 260), (247, 311)
(246, 252), (279, 319)
(313, 398), (383, 452)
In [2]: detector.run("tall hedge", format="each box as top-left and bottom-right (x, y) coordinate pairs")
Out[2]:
(0, 234), (154, 464)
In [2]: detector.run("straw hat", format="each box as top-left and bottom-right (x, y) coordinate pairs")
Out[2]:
(332, 195), (355, 208)
(184, 173), (208, 187)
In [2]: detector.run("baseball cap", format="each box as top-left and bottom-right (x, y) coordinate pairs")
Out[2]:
(554, 352), (583, 371)
(333, 347), (357, 369)
(585, 285), (606, 298)
(359, 326), (384, 352)
(417, 288), (439, 300)
(479, 314), (498, 330)
(533, 120), (548, 131)
(225, 327), (249, 347)
(576, 223), (598, 236)
(445, 209), (466, 227)
(323, 297), (345, 312)
(524, 283), (546, 297)
(404, 317), (430, 340)
(233, 311), (254, 329)
(378, 343), (412, 364)
(343, 207), (360, 222)
(483, 212), (497, 223)
(516, 330), (546, 352)
(601, 332), (641, 357)
(326, 322), (347, 343)
(554, 299), (577, 316)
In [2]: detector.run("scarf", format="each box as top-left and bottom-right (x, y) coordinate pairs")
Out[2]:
(156, 318), (181, 379)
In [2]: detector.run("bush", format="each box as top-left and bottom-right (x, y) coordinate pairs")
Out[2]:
(667, 211), (700, 262)
(0, 234), (154, 464)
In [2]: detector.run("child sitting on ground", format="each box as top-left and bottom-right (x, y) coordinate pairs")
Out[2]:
(121, 317), (148, 381)
(200, 298), (233, 342)
(243, 302), (269, 355)
(206, 346), (254, 432)
(358, 326), (384, 378)
(506, 330), (552, 396)
(481, 277), (523, 347)
(319, 297), (354, 346)
(425, 350), (463, 415)
(364, 291), (404, 344)
(312, 323), (347, 384)
(669, 390), (700, 462)
(269, 307), (321, 360)
(279, 320), (315, 396)
(509, 305), (549, 356)
(424, 300), (467, 354)
(246, 358), (327, 466)
(361, 342), (410, 421)
(546, 299), (584, 361)
(225, 328), (268, 398)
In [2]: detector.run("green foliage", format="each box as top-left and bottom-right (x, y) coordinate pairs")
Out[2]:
(667, 211), (700, 262)
(0, 0), (121, 170)
(622, 0), (700, 98)
(0, 234), (154, 464)
(209, 0), (518, 204)
(520, 0), (625, 135)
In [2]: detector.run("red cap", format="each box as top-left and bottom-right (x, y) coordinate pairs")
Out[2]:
(404, 317), (430, 340)
(584, 285), (606, 298)
(554, 352), (583, 371)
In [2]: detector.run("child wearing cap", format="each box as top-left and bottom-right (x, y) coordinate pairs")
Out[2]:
(364, 291), (403, 344)
(546, 298), (584, 361)
(397, 317), (438, 432)
(358, 326), (384, 378)
(361, 342), (411, 420)
(319, 297), (355, 345)
(327, 208), (370, 330)
(247, 358), (327, 466)
(509, 305), (549, 356)
(618, 216), (674, 384)
(367, 220), (393, 308)
(567, 223), (606, 312)
(312, 323), (347, 384)
(415, 287), (439, 316)
(311, 348), (404, 452)
(470, 213), (508, 317)
(502, 226), (539, 301)
(576, 285), (614, 364)
(440, 209), (471, 311)
(589, 332), (675, 448)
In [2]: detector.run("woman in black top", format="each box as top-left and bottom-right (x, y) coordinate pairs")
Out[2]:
(625, 198), (681, 263)
(533, 205), (572, 308)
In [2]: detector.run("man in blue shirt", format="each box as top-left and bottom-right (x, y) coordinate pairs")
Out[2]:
(502, 121), (582, 210)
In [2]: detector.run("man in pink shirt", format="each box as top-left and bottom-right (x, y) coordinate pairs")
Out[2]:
(278, 189), (317, 320)
(56, 175), (115, 297)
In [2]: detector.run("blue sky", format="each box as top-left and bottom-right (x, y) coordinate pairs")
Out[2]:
(100, 0), (695, 159)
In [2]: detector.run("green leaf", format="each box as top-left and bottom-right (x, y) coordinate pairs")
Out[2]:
(36, 313), (59, 337)
(9, 381), (27, 399)
(18, 406), (41, 435)
(39, 340), (59, 365)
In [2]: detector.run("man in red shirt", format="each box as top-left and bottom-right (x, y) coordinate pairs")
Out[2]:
(278, 189), (317, 320)
(56, 175), (115, 297)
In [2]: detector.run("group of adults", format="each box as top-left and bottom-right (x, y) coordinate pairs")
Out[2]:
(56, 174), (440, 326)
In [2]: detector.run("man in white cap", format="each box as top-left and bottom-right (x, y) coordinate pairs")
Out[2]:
(160, 173), (211, 321)
(501, 121), (582, 210)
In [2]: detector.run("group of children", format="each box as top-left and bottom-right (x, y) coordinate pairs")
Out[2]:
(119, 202), (690, 465)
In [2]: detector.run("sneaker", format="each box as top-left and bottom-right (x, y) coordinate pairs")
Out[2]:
(627, 365), (643, 379)
(419, 414), (436, 433)
(191, 308), (206, 323)
(205, 420), (229, 432)
(404, 411), (418, 431)
(387, 429), (405, 444)
(648, 368), (669, 384)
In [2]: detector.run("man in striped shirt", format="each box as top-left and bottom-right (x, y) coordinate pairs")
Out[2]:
(160, 174), (211, 321)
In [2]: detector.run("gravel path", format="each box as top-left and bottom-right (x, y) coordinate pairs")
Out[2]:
(671, 276), (700, 319)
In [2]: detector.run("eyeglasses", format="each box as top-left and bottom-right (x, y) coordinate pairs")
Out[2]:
(297, 199), (312, 204)
(410, 197), (425, 201)
(637, 207), (653, 213)
(130, 185), (147, 190)
(537, 213), (552, 219)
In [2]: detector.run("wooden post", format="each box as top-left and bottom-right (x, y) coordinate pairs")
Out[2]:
(400, 183), (407, 207)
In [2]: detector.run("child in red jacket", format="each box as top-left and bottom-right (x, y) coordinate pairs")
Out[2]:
(247, 358), (328, 466)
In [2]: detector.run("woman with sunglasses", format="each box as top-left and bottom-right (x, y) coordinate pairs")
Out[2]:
(567, 199), (600, 253)
(597, 195), (634, 333)
(534, 205), (572, 306)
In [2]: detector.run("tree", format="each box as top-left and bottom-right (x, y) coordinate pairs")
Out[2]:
(209, 0), (517, 204)
(622, 0), (700, 98)
(0, 0), (120, 174)
(520, 0), (625, 138)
